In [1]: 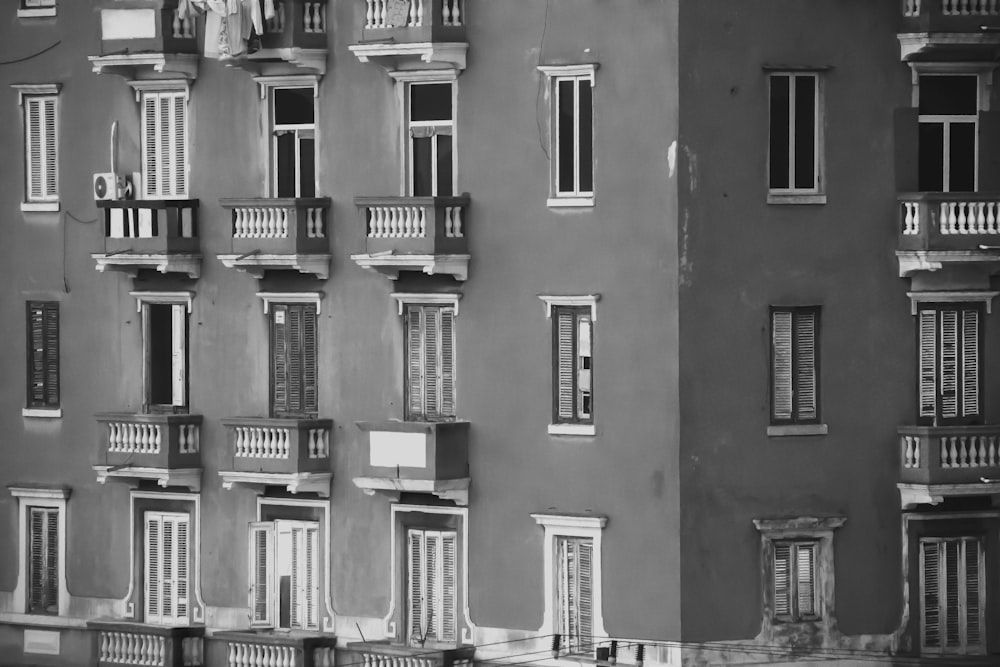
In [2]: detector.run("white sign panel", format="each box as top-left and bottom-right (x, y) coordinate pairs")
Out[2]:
(101, 9), (157, 40)
(370, 431), (427, 469)
(24, 629), (60, 655)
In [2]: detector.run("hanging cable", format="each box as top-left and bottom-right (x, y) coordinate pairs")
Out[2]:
(0, 40), (61, 66)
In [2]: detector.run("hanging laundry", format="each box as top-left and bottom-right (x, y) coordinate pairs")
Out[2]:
(189, 0), (266, 59)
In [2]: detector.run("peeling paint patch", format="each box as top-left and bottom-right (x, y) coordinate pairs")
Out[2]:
(684, 145), (698, 192)
(679, 208), (693, 288)
(667, 140), (677, 178)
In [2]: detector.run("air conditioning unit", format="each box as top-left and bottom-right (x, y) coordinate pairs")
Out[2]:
(93, 172), (133, 201)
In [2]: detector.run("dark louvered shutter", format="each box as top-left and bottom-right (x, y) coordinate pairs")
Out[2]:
(964, 538), (982, 650)
(406, 306), (424, 419)
(771, 311), (794, 421)
(794, 311), (817, 420)
(288, 305), (303, 413)
(249, 522), (273, 626)
(918, 306), (981, 424)
(27, 302), (59, 409)
(423, 307), (439, 419)
(271, 305), (289, 415)
(771, 307), (819, 424)
(303, 305), (317, 414)
(796, 543), (816, 617)
(773, 543), (792, 619)
(555, 308), (576, 421)
(271, 303), (318, 417)
(405, 305), (456, 421)
(27, 507), (58, 614)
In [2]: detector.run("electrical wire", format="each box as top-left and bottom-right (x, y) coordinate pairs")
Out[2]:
(0, 40), (61, 65)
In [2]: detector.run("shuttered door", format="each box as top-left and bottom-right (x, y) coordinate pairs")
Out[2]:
(142, 91), (187, 198)
(27, 301), (59, 408)
(271, 304), (318, 416)
(144, 512), (190, 625)
(405, 306), (456, 420)
(920, 537), (985, 654)
(556, 537), (594, 654)
(249, 522), (274, 626)
(288, 523), (319, 630)
(27, 507), (58, 613)
(771, 308), (819, 423)
(24, 96), (57, 202)
(407, 529), (457, 644)
(917, 306), (981, 423)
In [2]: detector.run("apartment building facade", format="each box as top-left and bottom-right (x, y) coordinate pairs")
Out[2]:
(0, 1), (997, 666)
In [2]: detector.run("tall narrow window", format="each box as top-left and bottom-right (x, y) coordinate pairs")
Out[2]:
(770, 307), (820, 425)
(918, 75), (978, 193)
(537, 65), (596, 205)
(23, 94), (58, 206)
(407, 529), (457, 646)
(141, 90), (187, 198)
(556, 536), (593, 654)
(768, 72), (822, 199)
(918, 304), (981, 425)
(144, 511), (190, 625)
(272, 87), (316, 198)
(553, 306), (593, 426)
(405, 304), (456, 421)
(772, 541), (818, 622)
(408, 83), (454, 197)
(270, 303), (318, 417)
(26, 301), (59, 410)
(143, 303), (188, 412)
(27, 507), (59, 614)
(920, 537), (985, 654)
(249, 520), (319, 630)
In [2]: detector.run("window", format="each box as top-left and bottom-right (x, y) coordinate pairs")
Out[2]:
(141, 90), (187, 198)
(143, 302), (189, 412)
(9, 486), (68, 616)
(918, 304), (982, 425)
(17, 1), (56, 19)
(22, 93), (58, 208)
(768, 72), (823, 202)
(405, 304), (456, 421)
(250, 520), (319, 630)
(770, 307), (820, 426)
(407, 529), (457, 646)
(26, 301), (59, 411)
(144, 511), (190, 625)
(920, 537), (985, 654)
(270, 303), (318, 417)
(407, 82), (454, 197)
(772, 541), (817, 622)
(271, 87), (316, 198)
(918, 75), (978, 192)
(538, 65), (595, 206)
(552, 306), (593, 428)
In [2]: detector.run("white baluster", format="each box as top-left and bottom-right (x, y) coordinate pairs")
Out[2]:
(977, 437), (987, 466)
(417, 206), (427, 236)
(380, 0), (388, 28)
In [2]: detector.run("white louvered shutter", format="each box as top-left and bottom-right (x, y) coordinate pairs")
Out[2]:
(921, 540), (941, 648)
(556, 309), (577, 420)
(249, 522), (274, 626)
(145, 514), (161, 623)
(304, 524), (318, 630)
(407, 307), (424, 419)
(407, 529), (457, 644)
(556, 537), (593, 653)
(145, 512), (190, 625)
(441, 533), (457, 642)
(425, 531), (439, 639)
(961, 309), (979, 418)
(794, 311), (817, 421)
(440, 309), (455, 418)
(771, 311), (794, 421)
(919, 310), (938, 419)
(408, 529), (425, 641)
(24, 96), (58, 202)
(142, 91), (187, 198)
(577, 539), (593, 651)
(288, 523), (319, 630)
(424, 307), (440, 419)
(919, 307), (981, 422)
(406, 306), (456, 420)
(796, 543), (816, 617)
(773, 543), (792, 618)
(171, 304), (187, 407)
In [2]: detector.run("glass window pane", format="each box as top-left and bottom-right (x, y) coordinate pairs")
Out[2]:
(919, 122), (944, 192)
(275, 132), (296, 198)
(437, 134), (453, 197)
(578, 80), (593, 193)
(412, 136), (433, 196)
(949, 122), (976, 193)
(558, 79), (576, 193)
(769, 75), (790, 189)
(411, 84), (452, 122)
(274, 88), (314, 125)
(299, 137), (315, 197)
(793, 76), (816, 189)
(148, 304), (173, 406)
(919, 75), (978, 116)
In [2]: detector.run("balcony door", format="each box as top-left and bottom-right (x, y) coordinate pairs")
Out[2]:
(917, 304), (982, 426)
(918, 75), (977, 193)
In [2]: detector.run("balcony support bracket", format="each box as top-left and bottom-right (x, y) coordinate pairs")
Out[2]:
(898, 482), (1000, 510)
(896, 250), (1000, 281)
(217, 253), (331, 280)
(348, 42), (468, 72)
(88, 54), (200, 81)
(351, 253), (469, 281)
(93, 253), (202, 279)
(93, 465), (202, 492)
(353, 476), (470, 505)
(218, 471), (332, 498)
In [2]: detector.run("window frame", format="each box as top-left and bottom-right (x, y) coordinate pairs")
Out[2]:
(143, 510), (192, 626)
(268, 301), (319, 418)
(8, 486), (69, 617)
(268, 84), (318, 198)
(916, 302), (984, 426)
(406, 528), (459, 647)
(393, 293), (461, 423)
(18, 0), (56, 17)
(131, 292), (193, 414)
(137, 85), (189, 200)
(538, 64), (597, 207)
(25, 300), (59, 414)
(769, 306), (822, 432)
(249, 518), (321, 631)
(917, 73), (980, 193)
(394, 74), (458, 198)
(539, 295), (599, 436)
(919, 535), (987, 655)
(766, 70), (825, 204)
(13, 84), (60, 211)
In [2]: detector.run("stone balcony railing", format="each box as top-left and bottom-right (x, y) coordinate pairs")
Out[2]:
(899, 0), (1000, 59)
(89, 620), (204, 667)
(96, 0), (199, 56)
(219, 418), (333, 496)
(898, 424), (1000, 485)
(95, 413), (202, 471)
(346, 642), (474, 667)
(215, 631), (336, 667)
(94, 199), (201, 278)
(898, 193), (1000, 250)
(261, 0), (328, 50)
(350, 0), (467, 70)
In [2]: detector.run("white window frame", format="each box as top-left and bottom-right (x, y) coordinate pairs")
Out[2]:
(766, 70), (825, 204)
(130, 80), (190, 200)
(391, 70), (458, 197)
(393, 293), (461, 422)
(918, 73), (980, 193)
(538, 64), (597, 208)
(539, 295), (599, 436)
(249, 519), (320, 631)
(18, 0), (56, 18)
(531, 513), (607, 653)
(253, 76), (320, 198)
(131, 292), (193, 412)
(12, 84), (60, 212)
(8, 486), (69, 616)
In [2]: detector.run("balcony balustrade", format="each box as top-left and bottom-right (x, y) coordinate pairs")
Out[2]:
(897, 425), (1000, 507)
(219, 417), (333, 496)
(895, 193), (1000, 278)
(217, 197), (331, 278)
(354, 420), (470, 504)
(93, 413), (202, 491)
(89, 620), (204, 667)
(216, 631), (336, 667)
(351, 195), (470, 280)
(346, 642), (474, 667)
(899, 0), (1000, 60)
(350, 0), (467, 70)
(93, 199), (201, 278)
(90, 0), (199, 79)
(228, 0), (328, 76)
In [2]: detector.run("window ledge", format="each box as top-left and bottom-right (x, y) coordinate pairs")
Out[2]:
(22, 407), (61, 419)
(17, 8), (57, 18)
(767, 423), (828, 437)
(767, 193), (827, 205)
(548, 423), (596, 436)
(21, 201), (60, 213)
(0, 613), (85, 629)
(547, 197), (595, 209)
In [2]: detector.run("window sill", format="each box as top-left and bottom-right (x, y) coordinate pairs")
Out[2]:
(547, 196), (595, 208)
(17, 8), (57, 18)
(0, 613), (86, 629)
(548, 423), (596, 436)
(767, 423), (828, 437)
(767, 193), (826, 205)
(22, 407), (62, 419)
(21, 201), (60, 213)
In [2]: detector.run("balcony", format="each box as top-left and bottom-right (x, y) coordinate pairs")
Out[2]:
(93, 413), (203, 492)
(218, 418), (333, 497)
(89, 0), (199, 80)
(92, 199), (201, 278)
(90, 621), (204, 667)
(897, 425), (1000, 508)
(346, 643), (474, 667)
(895, 193), (1000, 280)
(349, 0), (467, 71)
(217, 198), (332, 279)
(898, 0), (1000, 60)
(351, 195), (470, 281)
(354, 420), (470, 504)
(215, 631), (335, 667)
(226, 0), (329, 76)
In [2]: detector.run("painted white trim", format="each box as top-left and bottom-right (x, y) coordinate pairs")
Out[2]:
(10, 84), (61, 107)
(0, 613), (87, 628)
(129, 291), (194, 313)
(389, 68), (460, 83)
(907, 291), (999, 315)
(17, 7), (57, 18)
(256, 291), (324, 315)
(383, 504), (475, 644)
(547, 423), (596, 437)
(349, 43), (468, 71)
(897, 482), (1000, 509)
(546, 197), (594, 208)
(766, 423), (828, 437)
(908, 62), (995, 111)
(126, 79), (191, 103)
(537, 64), (599, 82)
(767, 71), (824, 198)
(8, 486), (70, 616)
(766, 193), (827, 205)
(252, 74), (320, 99)
(21, 408), (62, 419)
(538, 295), (599, 322)
(20, 202), (60, 212)
(391, 292), (462, 316)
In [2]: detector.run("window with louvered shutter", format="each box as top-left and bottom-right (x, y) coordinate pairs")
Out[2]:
(770, 307), (820, 424)
(407, 529), (457, 645)
(141, 90), (187, 198)
(405, 305), (457, 421)
(553, 306), (593, 425)
(270, 304), (318, 417)
(254, 520), (319, 630)
(771, 541), (818, 622)
(556, 536), (594, 654)
(26, 301), (59, 409)
(143, 303), (188, 411)
(23, 95), (58, 203)
(144, 512), (190, 625)
(920, 537), (985, 654)
(27, 507), (58, 614)
(249, 522), (274, 626)
(917, 305), (982, 425)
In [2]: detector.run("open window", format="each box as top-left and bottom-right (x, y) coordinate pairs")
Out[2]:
(919, 75), (978, 193)
(250, 520), (320, 630)
(271, 87), (316, 198)
(144, 302), (188, 412)
(406, 81), (455, 197)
